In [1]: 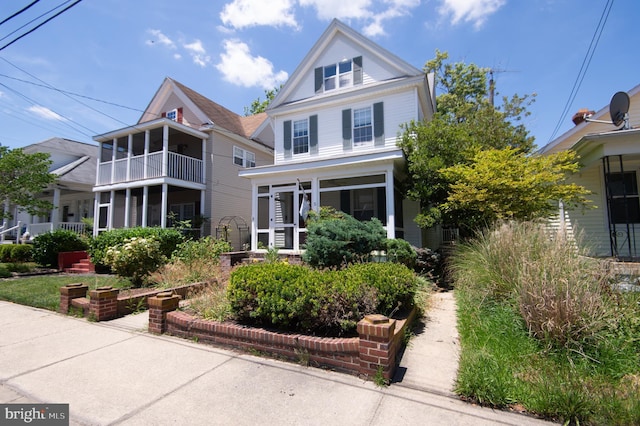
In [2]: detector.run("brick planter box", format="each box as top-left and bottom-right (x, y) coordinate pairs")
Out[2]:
(148, 295), (416, 380)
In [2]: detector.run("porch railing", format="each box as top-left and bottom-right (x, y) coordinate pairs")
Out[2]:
(0, 221), (21, 242)
(27, 222), (86, 239)
(97, 151), (203, 185)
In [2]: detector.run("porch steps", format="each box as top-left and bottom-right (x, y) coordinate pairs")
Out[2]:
(65, 258), (96, 274)
(70, 297), (90, 315)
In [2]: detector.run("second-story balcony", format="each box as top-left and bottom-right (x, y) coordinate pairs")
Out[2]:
(97, 151), (203, 185)
(94, 118), (208, 187)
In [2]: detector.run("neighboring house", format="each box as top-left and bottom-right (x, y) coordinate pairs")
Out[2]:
(92, 78), (273, 249)
(239, 19), (436, 253)
(1, 138), (97, 241)
(540, 83), (640, 260)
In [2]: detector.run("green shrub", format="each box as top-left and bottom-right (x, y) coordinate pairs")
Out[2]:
(171, 236), (231, 265)
(103, 236), (167, 287)
(8, 244), (34, 262)
(384, 238), (417, 269)
(227, 262), (418, 335)
(32, 230), (88, 267)
(89, 227), (183, 270)
(303, 208), (386, 269)
(0, 265), (10, 278)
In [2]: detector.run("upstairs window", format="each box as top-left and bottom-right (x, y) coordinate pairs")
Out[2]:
(315, 56), (362, 93)
(293, 119), (309, 154)
(234, 146), (256, 168)
(353, 107), (373, 145)
(166, 109), (178, 121)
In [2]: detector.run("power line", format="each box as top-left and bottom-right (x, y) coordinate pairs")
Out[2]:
(548, 0), (614, 142)
(0, 0), (82, 52)
(0, 0), (41, 27)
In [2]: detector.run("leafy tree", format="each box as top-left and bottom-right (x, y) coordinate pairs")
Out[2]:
(440, 148), (592, 229)
(0, 146), (55, 219)
(399, 50), (537, 230)
(243, 85), (281, 116)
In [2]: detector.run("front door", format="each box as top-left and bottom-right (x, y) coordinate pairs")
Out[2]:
(271, 187), (296, 250)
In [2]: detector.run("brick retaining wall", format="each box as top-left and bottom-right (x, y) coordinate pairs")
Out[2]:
(149, 293), (415, 380)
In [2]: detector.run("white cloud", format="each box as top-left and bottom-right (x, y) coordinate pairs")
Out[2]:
(28, 105), (66, 121)
(299, 0), (373, 21)
(220, 0), (299, 29)
(184, 39), (211, 67)
(145, 29), (176, 49)
(362, 0), (421, 37)
(438, 0), (506, 29)
(216, 39), (288, 89)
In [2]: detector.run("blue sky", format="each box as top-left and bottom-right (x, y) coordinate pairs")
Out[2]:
(0, 0), (637, 151)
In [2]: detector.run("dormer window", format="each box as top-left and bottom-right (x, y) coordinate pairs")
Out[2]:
(315, 56), (362, 93)
(163, 107), (183, 123)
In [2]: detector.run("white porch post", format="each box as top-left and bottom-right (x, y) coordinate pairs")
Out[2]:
(385, 169), (395, 239)
(200, 189), (205, 235)
(144, 130), (150, 179)
(124, 188), (131, 228)
(110, 138), (117, 183)
(126, 134), (133, 181)
(201, 138), (207, 184)
(162, 125), (169, 176)
(250, 183), (257, 251)
(3, 200), (9, 228)
(92, 192), (99, 236)
(160, 183), (168, 228)
(51, 188), (61, 231)
(108, 190), (115, 230)
(142, 186), (148, 227)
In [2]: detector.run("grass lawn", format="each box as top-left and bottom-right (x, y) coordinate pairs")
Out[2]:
(0, 274), (132, 311)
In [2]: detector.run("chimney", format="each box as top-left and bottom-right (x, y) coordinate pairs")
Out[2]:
(572, 108), (596, 126)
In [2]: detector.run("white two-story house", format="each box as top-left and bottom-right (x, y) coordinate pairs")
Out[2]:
(240, 19), (435, 253)
(92, 78), (272, 248)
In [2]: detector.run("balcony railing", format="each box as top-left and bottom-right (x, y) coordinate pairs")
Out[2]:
(97, 151), (203, 185)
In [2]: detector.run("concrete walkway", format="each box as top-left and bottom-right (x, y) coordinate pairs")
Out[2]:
(0, 292), (554, 425)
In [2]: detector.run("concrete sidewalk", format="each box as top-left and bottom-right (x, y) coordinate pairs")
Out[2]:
(0, 294), (554, 425)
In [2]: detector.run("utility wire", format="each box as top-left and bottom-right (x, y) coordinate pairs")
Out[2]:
(548, 0), (614, 142)
(0, 0), (82, 52)
(0, 0), (41, 27)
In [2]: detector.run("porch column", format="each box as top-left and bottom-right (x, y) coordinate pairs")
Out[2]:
(2, 200), (9, 228)
(126, 134), (133, 181)
(311, 177), (319, 212)
(51, 188), (61, 230)
(162, 125), (169, 176)
(160, 183), (168, 228)
(142, 186), (148, 227)
(92, 192), (99, 236)
(200, 190), (206, 235)
(144, 130), (150, 179)
(95, 143), (102, 185)
(110, 138), (117, 183)
(201, 139), (207, 184)
(385, 169), (395, 239)
(124, 188), (131, 228)
(108, 190), (115, 230)
(250, 184), (257, 251)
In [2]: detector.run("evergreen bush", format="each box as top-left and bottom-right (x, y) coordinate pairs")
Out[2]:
(32, 230), (88, 267)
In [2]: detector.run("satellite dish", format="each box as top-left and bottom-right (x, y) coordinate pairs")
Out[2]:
(609, 91), (630, 128)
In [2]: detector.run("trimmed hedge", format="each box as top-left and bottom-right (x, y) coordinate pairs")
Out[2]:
(0, 244), (33, 263)
(227, 262), (418, 335)
(88, 227), (184, 270)
(32, 230), (88, 267)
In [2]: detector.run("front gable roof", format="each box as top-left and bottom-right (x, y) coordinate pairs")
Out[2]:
(22, 137), (97, 187)
(269, 19), (427, 111)
(139, 78), (269, 142)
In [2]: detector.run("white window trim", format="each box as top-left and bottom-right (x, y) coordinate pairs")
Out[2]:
(293, 118), (309, 155)
(233, 146), (256, 168)
(166, 108), (178, 122)
(323, 59), (353, 93)
(353, 106), (373, 147)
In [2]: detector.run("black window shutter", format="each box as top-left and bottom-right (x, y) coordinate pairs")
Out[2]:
(283, 120), (292, 158)
(353, 56), (363, 85)
(314, 67), (323, 93)
(342, 109), (352, 150)
(309, 115), (318, 154)
(373, 102), (384, 146)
